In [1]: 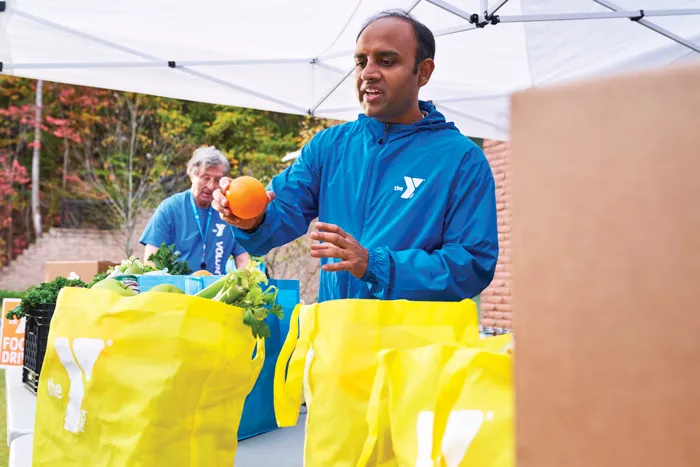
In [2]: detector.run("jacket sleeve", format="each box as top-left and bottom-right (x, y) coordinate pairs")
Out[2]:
(360, 153), (499, 301)
(232, 134), (322, 256)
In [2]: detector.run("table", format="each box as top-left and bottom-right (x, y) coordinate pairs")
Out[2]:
(5, 367), (305, 466)
(8, 435), (32, 467)
(8, 421), (306, 467)
(5, 368), (36, 446)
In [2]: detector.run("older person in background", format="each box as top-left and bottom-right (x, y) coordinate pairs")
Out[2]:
(140, 146), (249, 274)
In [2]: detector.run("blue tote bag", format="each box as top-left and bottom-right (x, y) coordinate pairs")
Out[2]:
(238, 278), (298, 439)
(136, 274), (300, 439)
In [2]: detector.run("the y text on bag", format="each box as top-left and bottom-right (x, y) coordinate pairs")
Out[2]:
(49, 337), (110, 434)
(415, 409), (494, 467)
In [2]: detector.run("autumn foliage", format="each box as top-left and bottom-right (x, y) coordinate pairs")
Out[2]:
(0, 75), (340, 267)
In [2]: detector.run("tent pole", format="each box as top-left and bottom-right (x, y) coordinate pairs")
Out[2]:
(486, 0), (510, 20)
(177, 68), (308, 114)
(497, 10), (700, 23)
(629, 20), (700, 54)
(435, 23), (478, 37)
(425, 0), (473, 22)
(9, 7), (309, 113)
(407, 0), (422, 13)
(309, 66), (354, 115)
(11, 9), (159, 61)
(318, 49), (355, 61)
(593, 0), (700, 54)
(312, 61), (348, 75)
(5, 58), (314, 70)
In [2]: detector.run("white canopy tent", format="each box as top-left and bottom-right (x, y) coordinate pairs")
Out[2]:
(1, 0), (699, 141)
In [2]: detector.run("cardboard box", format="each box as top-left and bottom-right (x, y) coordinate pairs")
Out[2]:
(44, 261), (117, 283)
(510, 62), (700, 466)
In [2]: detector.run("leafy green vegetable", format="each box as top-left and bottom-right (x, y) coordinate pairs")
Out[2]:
(7, 277), (88, 319)
(196, 261), (282, 339)
(147, 242), (191, 275)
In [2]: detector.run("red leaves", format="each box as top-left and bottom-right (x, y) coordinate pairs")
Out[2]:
(0, 155), (30, 198)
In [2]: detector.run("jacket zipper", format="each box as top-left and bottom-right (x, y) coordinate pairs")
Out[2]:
(356, 123), (390, 242)
(377, 123), (389, 145)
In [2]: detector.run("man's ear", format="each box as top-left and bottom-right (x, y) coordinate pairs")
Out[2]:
(417, 58), (435, 88)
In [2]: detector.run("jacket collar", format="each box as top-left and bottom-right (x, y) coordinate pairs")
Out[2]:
(358, 100), (457, 140)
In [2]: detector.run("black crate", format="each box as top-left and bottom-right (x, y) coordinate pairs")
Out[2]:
(22, 303), (56, 394)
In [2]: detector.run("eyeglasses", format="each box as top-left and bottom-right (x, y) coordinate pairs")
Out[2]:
(195, 175), (222, 187)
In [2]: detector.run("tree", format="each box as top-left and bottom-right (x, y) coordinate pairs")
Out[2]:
(0, 77), (37, 265)
(79, 93), (194, 256)
(0, 74), (343, 275)
(31, 80), (43, 239)
(0, 151), (31, 266)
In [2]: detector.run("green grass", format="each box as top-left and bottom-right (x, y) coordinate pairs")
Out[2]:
(0, 369), (8, 467)
(0, 291), (25, 301)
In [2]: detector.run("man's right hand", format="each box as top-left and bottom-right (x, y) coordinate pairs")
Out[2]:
(212, 177), (275, 231)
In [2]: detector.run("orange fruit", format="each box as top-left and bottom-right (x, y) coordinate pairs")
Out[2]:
(225, 176), (268, 219)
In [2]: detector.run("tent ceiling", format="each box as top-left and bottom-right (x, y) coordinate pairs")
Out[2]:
(1, 0), (699, 140)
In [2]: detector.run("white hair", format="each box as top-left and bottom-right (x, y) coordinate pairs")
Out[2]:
(187, 146), (230, 177)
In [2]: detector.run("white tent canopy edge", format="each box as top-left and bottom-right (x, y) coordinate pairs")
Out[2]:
(1, 0), (699, 141)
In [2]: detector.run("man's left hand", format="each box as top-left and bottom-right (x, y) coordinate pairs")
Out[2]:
(310, 222), (369, 279)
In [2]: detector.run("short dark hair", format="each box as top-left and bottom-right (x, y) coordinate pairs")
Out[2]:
(356, 9), (436, 74)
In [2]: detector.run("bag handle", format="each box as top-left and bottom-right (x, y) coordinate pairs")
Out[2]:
(430, 346), (510, 466)
(247, 337), (266, 393)
(429, 350), (479, 465)
(274, 303), (313, 427)
(355, 349), (395, 467)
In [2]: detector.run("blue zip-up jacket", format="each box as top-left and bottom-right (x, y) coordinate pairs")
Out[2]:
(234, 101), (498, 303)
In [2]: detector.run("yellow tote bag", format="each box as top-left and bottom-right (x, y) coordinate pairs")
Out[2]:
(274, 298), (481, 467)
(32, 287), (264, 467)
(357, 341), (514, 467)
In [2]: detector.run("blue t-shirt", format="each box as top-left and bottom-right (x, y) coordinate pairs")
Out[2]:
(139, 190), (247, 275)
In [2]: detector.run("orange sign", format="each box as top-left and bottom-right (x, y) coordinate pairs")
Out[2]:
(0, 298), (25, 367)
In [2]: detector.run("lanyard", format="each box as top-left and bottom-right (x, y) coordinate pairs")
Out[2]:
(189, 192), (212, 270)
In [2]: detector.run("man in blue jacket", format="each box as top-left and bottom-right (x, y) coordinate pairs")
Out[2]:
(212, 9), (498, 302)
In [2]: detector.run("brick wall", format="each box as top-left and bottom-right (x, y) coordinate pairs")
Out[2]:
(480, 139), (513, 329)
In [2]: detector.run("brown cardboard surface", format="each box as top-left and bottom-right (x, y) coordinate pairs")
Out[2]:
(510, 62), (700, 467)
(44, 261), (116, 283)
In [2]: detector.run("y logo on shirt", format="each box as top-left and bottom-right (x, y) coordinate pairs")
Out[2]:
(394, 176), (424, 199)
(51, 337), (110, 433)
(213, 224), (226, 238)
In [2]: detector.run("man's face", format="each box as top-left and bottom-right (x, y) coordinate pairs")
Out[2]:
(190, 165), (226, 208)
(354, 18), (429, 124)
